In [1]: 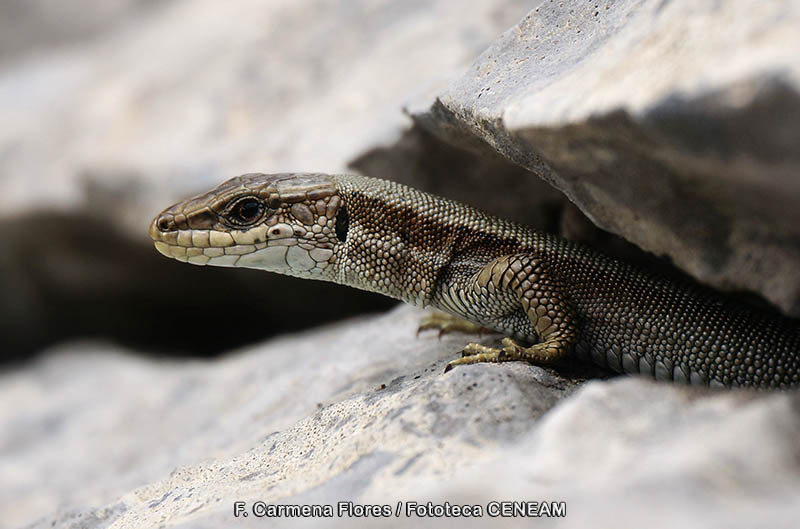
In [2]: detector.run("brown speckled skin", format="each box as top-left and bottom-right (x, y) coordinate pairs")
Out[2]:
(151, 173), (800, 389)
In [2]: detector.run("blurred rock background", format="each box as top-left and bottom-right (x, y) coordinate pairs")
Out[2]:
(0, 0), (540, 362)
(2, 0), (800, 528)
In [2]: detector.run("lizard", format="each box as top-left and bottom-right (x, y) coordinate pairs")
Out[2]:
(149, 172), (800, 389)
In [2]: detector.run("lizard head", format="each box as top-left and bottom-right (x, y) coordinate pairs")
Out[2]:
(149, 173), (347, 277)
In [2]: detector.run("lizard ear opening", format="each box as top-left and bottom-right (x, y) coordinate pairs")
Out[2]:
(335, 205), (349, 242)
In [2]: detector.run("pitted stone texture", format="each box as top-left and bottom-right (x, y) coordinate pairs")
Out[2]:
(1, 305), (577, 529)
(9, 321), (800, 529)
(408, 0), (800, 316)
(382, 379), (800, 529)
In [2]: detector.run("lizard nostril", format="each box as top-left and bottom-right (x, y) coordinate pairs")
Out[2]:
(157, 215), (172, 232)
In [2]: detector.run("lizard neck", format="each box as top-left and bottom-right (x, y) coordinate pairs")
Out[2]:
(329, 174), (535, 308)
(328, 175), (447, 306)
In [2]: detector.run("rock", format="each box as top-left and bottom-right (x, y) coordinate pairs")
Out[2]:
(0, 305), (580, 528)
(0, 0), (161, 63)
(6, 309), (798, 528)
(392, 379), (800, 529)
(407, 0), (800, 316)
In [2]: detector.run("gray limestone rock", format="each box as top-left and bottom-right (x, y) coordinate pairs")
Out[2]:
(1, 306), (579, 528)
(5, 310), (798, 529)
(389, 378), (800, 529)
(408, 0), (800, 316)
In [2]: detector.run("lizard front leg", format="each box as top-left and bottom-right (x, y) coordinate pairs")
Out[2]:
(445, 254), (579, 372)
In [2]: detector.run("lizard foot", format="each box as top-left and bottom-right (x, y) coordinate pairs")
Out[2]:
(417, 311), (493, 338)
(444, 338), (565, 373)
(444, 338), (516, 372)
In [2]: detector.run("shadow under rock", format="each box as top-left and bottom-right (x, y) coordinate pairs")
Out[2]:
(0, 211), (394, 365)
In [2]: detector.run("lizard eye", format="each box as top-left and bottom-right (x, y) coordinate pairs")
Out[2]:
(227, 197), (264, 226)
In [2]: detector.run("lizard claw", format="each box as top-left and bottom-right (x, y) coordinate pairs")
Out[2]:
(444, 342), (505, 373)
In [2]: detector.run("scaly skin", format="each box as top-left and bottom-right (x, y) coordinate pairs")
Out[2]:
(149, 173), (800, 389)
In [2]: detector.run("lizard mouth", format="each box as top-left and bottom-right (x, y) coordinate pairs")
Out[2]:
(149, 213), (272, 266)
(149, 215), (333, 273)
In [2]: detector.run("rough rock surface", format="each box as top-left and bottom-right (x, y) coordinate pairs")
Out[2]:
(408, 0), (800, 316)
(1, 306), (580, 528)
(4, 307), (799, 529)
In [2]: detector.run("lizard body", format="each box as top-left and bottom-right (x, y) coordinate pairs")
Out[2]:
(149, 173), (800, 389)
